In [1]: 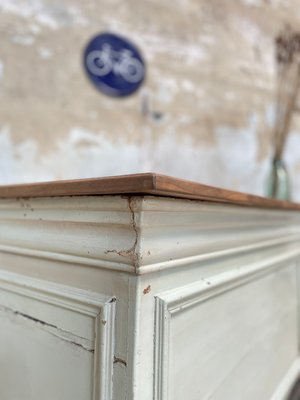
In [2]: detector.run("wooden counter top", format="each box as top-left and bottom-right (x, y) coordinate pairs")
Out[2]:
(0, 172), (299, 210)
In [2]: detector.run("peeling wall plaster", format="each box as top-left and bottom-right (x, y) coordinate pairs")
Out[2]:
(0, 123), (271, 198)
(0, 0), (87, 29)
(1, 0), (300, 199)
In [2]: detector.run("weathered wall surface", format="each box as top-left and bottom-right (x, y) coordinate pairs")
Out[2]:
(1, 0), (300, 198)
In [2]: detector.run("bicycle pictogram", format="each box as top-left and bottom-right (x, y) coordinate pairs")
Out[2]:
(86, 44), (145, 84)
(84, 33), (145, 97)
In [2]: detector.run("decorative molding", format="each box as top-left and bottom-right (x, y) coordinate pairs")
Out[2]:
(154, 250), (300, 399)
(137, 197), (300, 273)
(139, 234), (300, 275)
(162, 248), (300, 314)
(154, 297), (170, 400)
(1, 195), (300, 275)
(0, 195), (139, 273)
(270, 358), (300, 400)
(0, 270), (116, 400)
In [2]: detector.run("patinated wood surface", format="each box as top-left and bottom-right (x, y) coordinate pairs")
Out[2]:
(0, 173), (300, 210)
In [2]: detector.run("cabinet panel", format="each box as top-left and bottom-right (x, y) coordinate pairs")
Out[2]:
(0, 271), (115, 400)
(155, 263), (298, 400)
(0, 313), (93, 400)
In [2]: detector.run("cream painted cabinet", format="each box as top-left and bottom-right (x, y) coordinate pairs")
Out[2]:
(0, 174), (300, 399)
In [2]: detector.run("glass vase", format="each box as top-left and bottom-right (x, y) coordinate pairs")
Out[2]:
(266, 158), (291, 201)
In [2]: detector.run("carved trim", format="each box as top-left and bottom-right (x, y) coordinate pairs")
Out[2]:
(0, 270), (116, 400)
(160, 248), (300, 316)
(139, 235), (300, 275)
(154, 297), (170, 400)
(1, 196), (300, 275)
(154, 250), (300, 399)
(0, 195), (139, 273)
(96, 297), (116, 400)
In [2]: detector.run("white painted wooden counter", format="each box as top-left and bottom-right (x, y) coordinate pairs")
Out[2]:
(0, 174), (299, 400)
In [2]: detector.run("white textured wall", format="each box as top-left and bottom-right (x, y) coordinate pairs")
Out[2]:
(1, 0), (300, 198)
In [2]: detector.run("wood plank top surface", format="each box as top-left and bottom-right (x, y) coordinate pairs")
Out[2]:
(0, 172), (299, 210)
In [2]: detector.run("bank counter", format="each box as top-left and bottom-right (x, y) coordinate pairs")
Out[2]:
(0, 173), (299, 400)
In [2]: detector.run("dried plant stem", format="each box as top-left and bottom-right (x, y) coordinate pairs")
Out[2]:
(273, 27), (300, 161)
(275, 63), (300, 159)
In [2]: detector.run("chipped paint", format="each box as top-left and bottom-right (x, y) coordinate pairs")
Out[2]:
(143, 285), (151, 295)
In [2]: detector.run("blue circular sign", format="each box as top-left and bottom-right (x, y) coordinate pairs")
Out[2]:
(83, 33), (146, 97)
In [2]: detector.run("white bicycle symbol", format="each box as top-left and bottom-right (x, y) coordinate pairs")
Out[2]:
(86, 44), (144, 84)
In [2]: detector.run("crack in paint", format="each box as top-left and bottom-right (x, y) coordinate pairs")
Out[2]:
(0, 305), (94, 353)
(104, 249), (134, 258)
(104, 197), (139, 270)
(113, 356), (127, 367)
(128, 196), (139, 270)
(13, 309), (58, 328)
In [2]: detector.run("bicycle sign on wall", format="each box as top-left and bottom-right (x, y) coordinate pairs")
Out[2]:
(83, 33), (146, 97)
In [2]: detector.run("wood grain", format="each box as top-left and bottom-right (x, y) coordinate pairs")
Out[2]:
(0, 173), (300, 210)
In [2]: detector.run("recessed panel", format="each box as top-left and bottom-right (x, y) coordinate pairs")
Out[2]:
(158, 264), (299, 400)
(0, 311), (93, 400)
(0, 274), (114, 400)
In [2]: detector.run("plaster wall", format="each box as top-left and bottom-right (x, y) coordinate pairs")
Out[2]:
(1, 0), (300, 198)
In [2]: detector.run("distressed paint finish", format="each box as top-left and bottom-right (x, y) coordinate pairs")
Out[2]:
(0, 192), (300, 398)
(1, 1), (300, 196)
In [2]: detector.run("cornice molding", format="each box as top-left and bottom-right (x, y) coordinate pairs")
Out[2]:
(0, 195), (300, 275)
